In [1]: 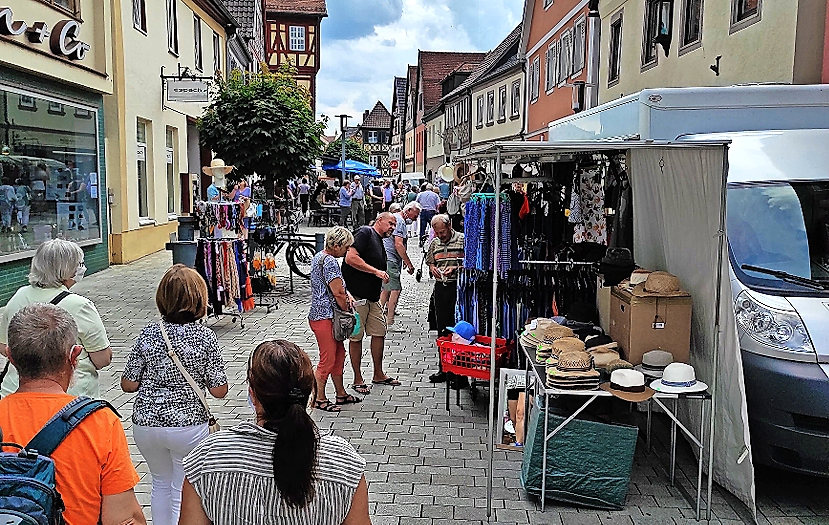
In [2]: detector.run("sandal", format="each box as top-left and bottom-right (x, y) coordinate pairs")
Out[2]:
(313, 399), (340, 412)
(371, 377), (401, 386)
(352, 383), (371, 395)
(336, 394), (362, 405)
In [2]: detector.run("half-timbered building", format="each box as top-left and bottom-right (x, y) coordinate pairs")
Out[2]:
(264, 0), (327, 111)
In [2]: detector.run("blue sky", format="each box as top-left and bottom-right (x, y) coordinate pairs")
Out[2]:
(317, 0), (524, 135)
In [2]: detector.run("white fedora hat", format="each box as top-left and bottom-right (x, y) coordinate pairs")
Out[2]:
(650, 362), (708, 394)
(600, 369), (655, 403)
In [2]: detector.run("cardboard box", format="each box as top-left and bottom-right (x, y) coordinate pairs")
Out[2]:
(609, 284), (692, 365)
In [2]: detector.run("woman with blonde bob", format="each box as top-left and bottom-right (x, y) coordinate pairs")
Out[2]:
(121, 264), (228, 525)
(308, 226), (360, 412)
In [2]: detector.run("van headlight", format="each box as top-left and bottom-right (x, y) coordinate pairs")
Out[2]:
(734, 290), (814, 354)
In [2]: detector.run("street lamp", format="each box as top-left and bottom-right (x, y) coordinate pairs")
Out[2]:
(335, 114), (351, 185)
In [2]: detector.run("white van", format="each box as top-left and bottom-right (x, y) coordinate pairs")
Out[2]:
(549, 86), (829, 476)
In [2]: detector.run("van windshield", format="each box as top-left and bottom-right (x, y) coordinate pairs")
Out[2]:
(727, 181), (829, 294)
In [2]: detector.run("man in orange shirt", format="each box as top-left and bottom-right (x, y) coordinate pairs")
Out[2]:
(0, 303), (145, 525)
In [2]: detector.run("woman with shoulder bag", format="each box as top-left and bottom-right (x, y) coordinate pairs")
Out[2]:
(121, 264), (228, 525)
(308, 226), (361, 412)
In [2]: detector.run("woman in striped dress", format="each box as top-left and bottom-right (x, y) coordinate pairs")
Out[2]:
(179, 340), (371, 525)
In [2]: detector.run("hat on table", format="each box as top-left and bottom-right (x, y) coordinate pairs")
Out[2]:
(585, 334), (614, 349)
(604, 358), (634, 373)
(546, 351), (600, 390)
(589, 346), (621, 369)
(650, 363), (708, 394)
(447, 321), (476, 344)
(552, 337), (586, 355)
(535, 343), (554, 364)
(544, 324), (575, 342)
(600, 369), (655, 402)
(634, 350), (674, 378)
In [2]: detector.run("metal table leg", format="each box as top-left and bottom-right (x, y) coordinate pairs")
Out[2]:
(670, 398), (677, 486)
(696, 396), (705, 521)
(647, 399), (653, 453)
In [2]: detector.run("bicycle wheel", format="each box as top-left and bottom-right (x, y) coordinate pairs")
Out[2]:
(286, 242), (316, 279)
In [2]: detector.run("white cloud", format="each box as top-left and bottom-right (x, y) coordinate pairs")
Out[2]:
(317, 0), (523, 135)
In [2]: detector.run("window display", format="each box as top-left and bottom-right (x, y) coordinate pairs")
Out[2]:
(0, 86), (101, 258)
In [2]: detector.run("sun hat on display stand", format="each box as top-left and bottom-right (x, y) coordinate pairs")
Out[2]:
(600, 369), (656, 402)
(650, 362), (708, 394)
(438, 163), (455, 183)
(202, 158), (235, 190)
(452, 163), (470, 183)
(634, 349), (674, 378)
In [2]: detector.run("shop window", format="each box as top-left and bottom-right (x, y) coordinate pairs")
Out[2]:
(498, 85), (507, 122)
(511, 80), (521, 119)
(194, 15), (203, 72)
(212, 32), (221, 73)
(0, 86), (102, 259)
(289, 26), (306, 51)
(166, 0), (178, 54)
(133, 0), (146, 33)
(486, 90), (495, 125)
(136, 120), (149, 219)
(572, 18), (586, 75)
(476, 95), (484, 128)
(166, 128), (176, 215)
(609, 11), (623, 84)
(680, 0), (703, 51)
(731, 0), (760, 33)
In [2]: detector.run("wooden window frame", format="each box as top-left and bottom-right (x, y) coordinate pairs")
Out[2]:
(730, 0), (761, 34)
(194, 15), (203, 72)
(166, 0), (179, 55)
(608, 10), (623, 87)
(572, 17), (587, 77)
(133, 0), (147, 34)
(289, 25), (306, 51)
(510, 80), (521, 119)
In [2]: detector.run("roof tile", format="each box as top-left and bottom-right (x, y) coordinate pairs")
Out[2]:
(441, 24), (522, 102)
(419, 51), (487, 111)
(265, 0), (327, 15)
(362, 101), (392, 129)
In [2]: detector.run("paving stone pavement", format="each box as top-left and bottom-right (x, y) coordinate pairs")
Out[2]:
(54, 233), (829, 525)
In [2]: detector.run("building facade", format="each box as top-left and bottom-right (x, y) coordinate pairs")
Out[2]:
(389, 75), (407, 178)
(226, 0), (265, 72)
(599, 0), (826, 102)
(357, 101), (392, 177)
(521, 0), (596, 140)
(415, 51), (485, 179)
(0, 0), (114, 303)
(423, 105), (445, 176)
(105, 0), (236, 263)
(265, 0), (326, 112)
(470, 25), (525, 148)
(403, 65), (417, 173)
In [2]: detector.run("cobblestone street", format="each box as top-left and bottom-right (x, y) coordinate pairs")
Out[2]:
(62, 241), (829, 525)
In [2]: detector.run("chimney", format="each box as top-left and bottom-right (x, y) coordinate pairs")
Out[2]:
(364, 110), (370, 122)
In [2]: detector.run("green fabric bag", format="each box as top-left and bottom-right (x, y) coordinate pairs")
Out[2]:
(520, 406), (638, 510)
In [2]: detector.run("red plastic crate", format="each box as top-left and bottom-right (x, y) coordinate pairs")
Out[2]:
(437, 335), (512, 380)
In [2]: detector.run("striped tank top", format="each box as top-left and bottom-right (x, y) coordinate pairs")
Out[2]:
(182, 422), (366, 525)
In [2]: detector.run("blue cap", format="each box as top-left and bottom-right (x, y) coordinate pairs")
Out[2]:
(447, 321), (476, 342)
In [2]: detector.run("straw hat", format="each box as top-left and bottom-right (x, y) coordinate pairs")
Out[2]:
(555, 351), (593, 372)
(590, 346), (621, 369)
(604, 358), (634, 373)
(650, 363), (708, 394)
(632, 271), (689, 297)
(453, 163), (470, 183)
(543, 324), (575, 342)
(552, 337), (586, 355)
(202, 158), (235, 176)
(600, 369), (655, 402)
(547, 350), (600, 389)
(634, 350), (674, 378)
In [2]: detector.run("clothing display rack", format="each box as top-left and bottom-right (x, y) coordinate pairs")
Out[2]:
(193, 201), (244, 238)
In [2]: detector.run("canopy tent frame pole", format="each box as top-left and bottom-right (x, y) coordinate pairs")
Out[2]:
(706, 145), (729, 520)
(486, 146), (502, 519)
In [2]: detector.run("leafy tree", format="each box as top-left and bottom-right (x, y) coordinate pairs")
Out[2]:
(197, 64), (326, 196)
(323, 137), (370, 164)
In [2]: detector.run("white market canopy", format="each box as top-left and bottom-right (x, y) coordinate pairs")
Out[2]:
(460, 139), (756, 520)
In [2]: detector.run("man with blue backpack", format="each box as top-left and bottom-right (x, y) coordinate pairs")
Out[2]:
(0, 303), (145, 525)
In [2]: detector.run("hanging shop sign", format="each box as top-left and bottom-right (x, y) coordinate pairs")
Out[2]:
(0, 8), (90, 61)
(166, 79), (210, 103)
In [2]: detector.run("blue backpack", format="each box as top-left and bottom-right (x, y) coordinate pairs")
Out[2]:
(0, 396), (117, 525)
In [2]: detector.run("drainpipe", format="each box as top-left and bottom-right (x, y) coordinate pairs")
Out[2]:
(585, 0), (601, 109)
(519, 61), (528, 140)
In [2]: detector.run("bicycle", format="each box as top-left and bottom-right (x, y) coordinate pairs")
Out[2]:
(251, 200), (316, 280)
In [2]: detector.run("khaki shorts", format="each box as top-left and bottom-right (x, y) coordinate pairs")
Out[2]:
(350, 298), (387, 341)
(382, 261), (402, 291)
